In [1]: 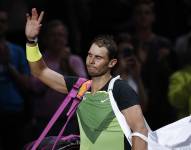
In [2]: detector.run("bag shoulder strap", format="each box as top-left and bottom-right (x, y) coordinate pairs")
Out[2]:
(31, 77), (89, 150)
(108, 75), (151, 146)
(108, 75), (133, 145)
(77, 80), (92, 99)
(66, 79), (92, 116)
(52, 79), (92, 150)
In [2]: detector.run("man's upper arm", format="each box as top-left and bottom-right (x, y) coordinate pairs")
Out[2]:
(113, 79), (147, 132)
(37, 67), (68, 94)
(113, 79), (147, 149)
(33, 65), (79, 94)
(121, 105), (147, 132)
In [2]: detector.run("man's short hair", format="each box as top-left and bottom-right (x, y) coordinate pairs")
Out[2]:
(91, 35), (118, 60)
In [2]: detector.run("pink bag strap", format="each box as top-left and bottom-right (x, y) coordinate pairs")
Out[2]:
(52, 80), (92, 150)
(31, 77), (88, 150)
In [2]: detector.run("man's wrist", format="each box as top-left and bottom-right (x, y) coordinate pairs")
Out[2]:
(26, 43), (42, 62)
(26, 37), (38, 45)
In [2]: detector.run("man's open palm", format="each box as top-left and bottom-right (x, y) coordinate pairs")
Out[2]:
(25, 8), (44, 41)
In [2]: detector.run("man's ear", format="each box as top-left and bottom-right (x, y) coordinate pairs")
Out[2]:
(108, 59), (118, 68)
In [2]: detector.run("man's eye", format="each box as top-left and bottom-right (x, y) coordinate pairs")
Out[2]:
(96, 56), (102, 60)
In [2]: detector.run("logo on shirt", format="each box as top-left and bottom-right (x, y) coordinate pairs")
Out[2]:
(101, 98), (108, 103)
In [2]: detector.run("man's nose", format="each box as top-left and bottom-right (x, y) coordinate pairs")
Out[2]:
(89, 57), (95, 64)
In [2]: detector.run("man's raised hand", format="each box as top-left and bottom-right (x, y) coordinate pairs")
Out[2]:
(25, 8), (44, 41)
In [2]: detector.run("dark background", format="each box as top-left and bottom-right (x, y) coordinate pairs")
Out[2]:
(1, 0), (191, 59)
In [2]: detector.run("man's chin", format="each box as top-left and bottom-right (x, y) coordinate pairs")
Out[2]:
(88, 71), (100, 77)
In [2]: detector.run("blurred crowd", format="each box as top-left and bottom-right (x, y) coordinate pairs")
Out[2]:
(1, 0), (191, 149)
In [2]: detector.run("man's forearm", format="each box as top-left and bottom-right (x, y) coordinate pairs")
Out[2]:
(132, 137), (147, 150)
(26, 43), (68, 94)
(132, 128), (148, 150)
(29, 59), (47, 78)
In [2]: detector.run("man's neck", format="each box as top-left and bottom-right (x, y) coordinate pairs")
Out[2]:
(91, 73), (112, 94)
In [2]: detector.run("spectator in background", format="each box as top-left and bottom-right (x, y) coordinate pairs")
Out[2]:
(39, 20), (87, 78)
(0, 8), (30, 150)
(25, 20), (87, 142)
(130, 1), (177, 130)
(171, 7), (191, 119)
(168, 46), (191, 119)
(115, 33), (148, 113)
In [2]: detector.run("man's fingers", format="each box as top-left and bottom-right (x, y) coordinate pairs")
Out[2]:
(28, 8), (44, 23)
(31, 8), (38, 20)
(26, 13), (31, 21)
(38, 11), (44, 24)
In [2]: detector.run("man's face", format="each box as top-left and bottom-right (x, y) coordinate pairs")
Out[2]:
(86, 43), (111, 77)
